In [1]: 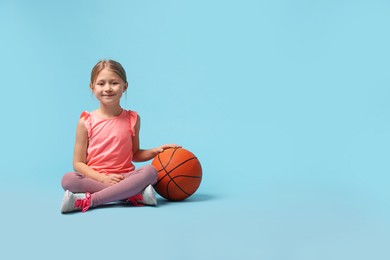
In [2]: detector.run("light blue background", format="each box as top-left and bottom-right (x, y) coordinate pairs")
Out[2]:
(1, 0), (389, 259)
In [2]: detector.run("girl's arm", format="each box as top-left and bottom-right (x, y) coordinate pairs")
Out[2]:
(73, 118), (123, 184)
(132, 115), (181, 162)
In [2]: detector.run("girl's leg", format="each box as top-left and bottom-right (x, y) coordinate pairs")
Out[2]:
(61, 171), (109, 193)
(91, 165), (158, 207)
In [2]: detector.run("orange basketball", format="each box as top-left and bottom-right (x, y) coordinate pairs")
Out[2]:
(152, 147), (202, 201)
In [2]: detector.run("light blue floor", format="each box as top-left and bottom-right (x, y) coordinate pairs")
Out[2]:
(2, 169), (389, 260)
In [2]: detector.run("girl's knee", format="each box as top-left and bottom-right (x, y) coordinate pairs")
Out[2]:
(61, 172), (76, 191)
(144, 165), (158, 182)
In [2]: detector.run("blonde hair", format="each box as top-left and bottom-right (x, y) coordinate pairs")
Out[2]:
(90, 59), (127, 84)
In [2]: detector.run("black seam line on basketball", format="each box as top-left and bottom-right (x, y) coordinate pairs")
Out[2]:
(166, 174), (202, 199)
(165, 167), (200, 199)
(155, 157), (197, 186)
(156, 157), (197, 178)
(166, 176), (191, 196)
(155, 147), (179, 186)
(168, 174), (202, 196)
(170, 175), (202, 179)
(155, 151), (171, 185)
(160, 147), (179, 199)
(168, 174), (201, 198)
(155, 151), (196, 186)
(161, 147), (180, 170)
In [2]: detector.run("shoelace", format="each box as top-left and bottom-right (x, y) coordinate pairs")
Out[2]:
(75, 192), (92, 212)
(126, 193), (144, 207)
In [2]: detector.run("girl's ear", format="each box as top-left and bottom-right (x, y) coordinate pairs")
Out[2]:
(89, 83), (94, 91)
(123, 82), (128, 92)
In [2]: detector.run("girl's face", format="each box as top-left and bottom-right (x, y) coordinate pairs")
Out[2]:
(90, 68), (128, 106)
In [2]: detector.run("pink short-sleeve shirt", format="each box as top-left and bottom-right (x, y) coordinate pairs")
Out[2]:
(80, 109), (138, 174)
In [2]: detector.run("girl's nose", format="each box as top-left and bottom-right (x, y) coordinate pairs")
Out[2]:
(105, 84), (113, 92)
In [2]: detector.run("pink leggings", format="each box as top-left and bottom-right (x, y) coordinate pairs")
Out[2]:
(61, 165), (158, 207)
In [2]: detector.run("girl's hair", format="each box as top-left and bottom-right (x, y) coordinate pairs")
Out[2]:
(90, 60), (127, 84)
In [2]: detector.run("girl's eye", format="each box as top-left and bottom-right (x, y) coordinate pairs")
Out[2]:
(113, 82), (119, 85)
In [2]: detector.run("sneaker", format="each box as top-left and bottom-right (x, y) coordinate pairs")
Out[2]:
(141, 185), (157, 206)
(61, 190), (92, 213)
(126, 185), (157, 206)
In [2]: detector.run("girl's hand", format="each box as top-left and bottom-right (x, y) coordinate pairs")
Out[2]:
(99, 173), (125, 185)
(155, 144), (182, 153)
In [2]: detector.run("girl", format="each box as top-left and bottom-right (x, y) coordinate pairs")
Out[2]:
(61, 59), (180, 213)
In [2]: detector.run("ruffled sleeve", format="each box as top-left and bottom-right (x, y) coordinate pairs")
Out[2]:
(80, 111), (92, 137)
(127, 110), (138, 136)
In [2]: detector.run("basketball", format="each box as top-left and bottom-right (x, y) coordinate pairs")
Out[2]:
(151, 147), (202, 201)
